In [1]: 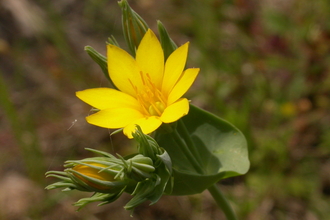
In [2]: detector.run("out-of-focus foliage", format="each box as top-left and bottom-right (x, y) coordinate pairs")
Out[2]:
(0, 0), (329, 219)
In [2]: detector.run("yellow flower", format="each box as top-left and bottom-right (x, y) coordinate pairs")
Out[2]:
(77, 29), (199, 138)
(72, 162), (116, 190)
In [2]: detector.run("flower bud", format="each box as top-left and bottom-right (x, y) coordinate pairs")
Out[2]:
(46, 128), (172, 211)
(132, 125), (164, 160)
(125, 154), (155, 181)
(46, 148), (160, 194)
(68, 162), (128, 193)
(118, 0), (149, 56)
(46, 158), (131, 194)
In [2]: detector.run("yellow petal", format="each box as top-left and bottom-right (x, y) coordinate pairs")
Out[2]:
(107, 44), (142, 97)
(162, 42), (189, 96)
(160, 98), (189, 123)
(76, 88), (140, 110)
(86, 108), (144, 129)
(73, 163), (114, 181)
(167, 68), (200, 105)
(123, 116), (162, 138)
(135, 29), (164, 88)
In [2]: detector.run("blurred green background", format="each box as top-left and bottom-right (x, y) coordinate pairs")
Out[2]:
(1, 0), (330, 219)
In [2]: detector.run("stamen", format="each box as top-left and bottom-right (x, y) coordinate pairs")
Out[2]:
(139, 71), (146, 85)
(128, 78), (137, 92)
(155, 90), (167, 106)
(129, 72), (167, 117)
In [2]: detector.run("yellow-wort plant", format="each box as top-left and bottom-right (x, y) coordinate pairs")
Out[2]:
(47, 1), (249, 219)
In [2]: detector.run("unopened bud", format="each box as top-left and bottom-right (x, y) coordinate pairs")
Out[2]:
(68, 162), (128, 193)
(118, 0), (149, 56)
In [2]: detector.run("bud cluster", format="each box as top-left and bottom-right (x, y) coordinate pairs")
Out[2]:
(46, 126), (172, 210)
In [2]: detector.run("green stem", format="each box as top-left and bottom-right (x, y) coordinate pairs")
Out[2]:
(172, 129), (204, 174)
(208, 184), (238, 220)
(177, 120), (203, 163)
(174, 119), (237, 220)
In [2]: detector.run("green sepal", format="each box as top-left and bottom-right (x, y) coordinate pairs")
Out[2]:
(45, 181), (77, 191)
(130, 155), (155, 173)
(155, 105), (250, 195)
(84, 46), (117, 88)
(74, 189), (126, 210)
(84, 148), (117, 159)
(157, 20), (177, 60)
(124, 177), (156, 210)
(118, 0), (149, 56)
(133, 125), (163, 161)
(149, 150), (173, 201)
(107, 35), (120, 47)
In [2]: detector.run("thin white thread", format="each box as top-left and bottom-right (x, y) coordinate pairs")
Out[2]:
(67, 119), (77, 131)
(108, 129), (115, 153)
(46, 119), (78, 172)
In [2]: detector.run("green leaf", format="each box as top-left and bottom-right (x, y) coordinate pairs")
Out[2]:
(155, 105), (249, 195)
(157, 20), (177, 60)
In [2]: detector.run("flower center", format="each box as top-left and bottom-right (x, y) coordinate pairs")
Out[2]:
(130, 71), (166, 116)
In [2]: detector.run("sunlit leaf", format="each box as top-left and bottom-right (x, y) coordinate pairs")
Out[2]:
(156, 104), (249, 195)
